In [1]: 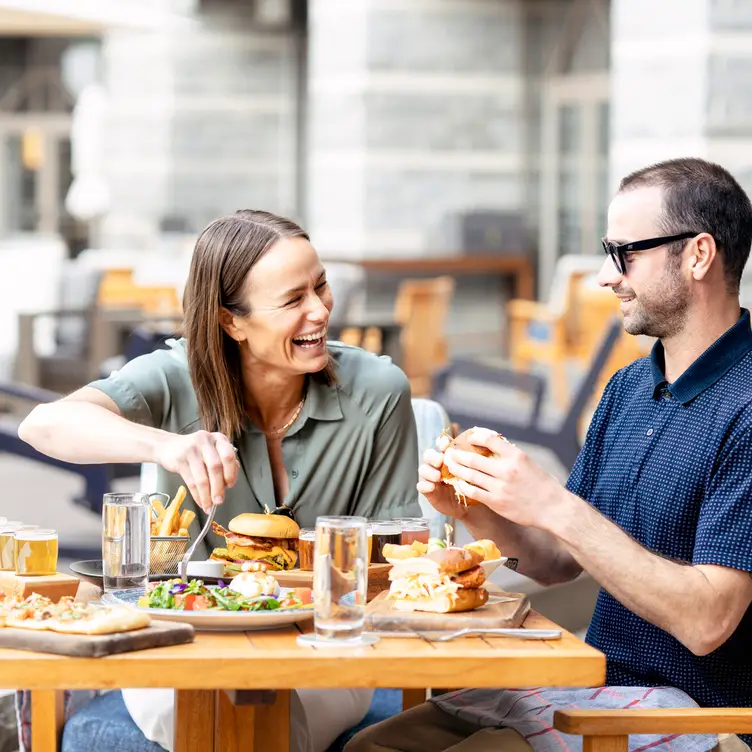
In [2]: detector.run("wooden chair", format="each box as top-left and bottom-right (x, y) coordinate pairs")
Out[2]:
(554, 708), (752, 752)
(394, 276), (455, 397)
(508, 255), (607, 407)
(432, 317), (623, 472)
(338, 276), (456, 397)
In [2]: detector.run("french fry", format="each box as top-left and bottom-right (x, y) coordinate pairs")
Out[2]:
(179, 510), (196, 530)
(158, 485), (187, 537)
(151, 498), (166, 518)
(178, 528), (189, 537)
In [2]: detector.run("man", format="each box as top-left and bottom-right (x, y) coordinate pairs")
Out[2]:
(346, 157), (752, 752)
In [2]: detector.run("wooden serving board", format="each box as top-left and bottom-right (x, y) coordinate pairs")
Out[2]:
(275, 563), (392, 603)
(364, 589), (530, 633)
(0, 619), (195, 657)
(0, 571), (80, 602)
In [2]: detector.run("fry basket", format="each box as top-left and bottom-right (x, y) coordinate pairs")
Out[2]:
(150, 536), (191, 576)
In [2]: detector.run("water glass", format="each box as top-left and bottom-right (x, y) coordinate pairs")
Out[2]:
(102, 493), (151, 592)
(313, 516), (368, 641)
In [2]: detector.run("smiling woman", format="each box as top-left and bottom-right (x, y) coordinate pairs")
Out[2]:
(17, 208), (421, 752)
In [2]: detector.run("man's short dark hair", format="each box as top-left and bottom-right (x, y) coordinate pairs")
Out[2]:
(619, 158), (752, 293)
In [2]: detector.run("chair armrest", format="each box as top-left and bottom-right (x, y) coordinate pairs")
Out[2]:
(506, 299), (558, 323)
(554, 708), (752, 735)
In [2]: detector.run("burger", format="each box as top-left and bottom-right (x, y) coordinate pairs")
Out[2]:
(386, 547), (489, 613)
(210, 513), (299, 572)
(440, 427), (508, 507)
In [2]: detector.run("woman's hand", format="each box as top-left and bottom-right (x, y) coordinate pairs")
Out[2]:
(155, 430), (239, 512)
(416, 432), (470, 521)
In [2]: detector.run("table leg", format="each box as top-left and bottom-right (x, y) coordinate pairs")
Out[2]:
(215, 690), (255, 752)
(402, 688), (428, 711)
(175, 689), (215, 752)
(31, 690), (64, 752)
(253, 689), (290, 752)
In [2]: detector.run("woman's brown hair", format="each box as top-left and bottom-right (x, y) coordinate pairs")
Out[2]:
(182, 209), (337, 440)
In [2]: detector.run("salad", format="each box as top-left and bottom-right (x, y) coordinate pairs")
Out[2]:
(137, 576), (313, 613)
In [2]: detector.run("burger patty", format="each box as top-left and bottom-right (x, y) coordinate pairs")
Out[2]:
(451, 565), (486, 589)
(211, 522), (298, 551)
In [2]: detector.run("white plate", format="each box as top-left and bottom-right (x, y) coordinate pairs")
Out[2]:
(384, 556), (508, 577)
(102, 587), (314, 632)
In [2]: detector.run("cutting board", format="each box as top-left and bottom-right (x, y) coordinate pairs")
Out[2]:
(0, 619), (195, 657)
(275, 563), (392, 603)
(0, 571), (80, 602)
(364, 589), (530, 633)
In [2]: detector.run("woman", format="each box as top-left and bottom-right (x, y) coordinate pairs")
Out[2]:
(19, 209), (421, 752)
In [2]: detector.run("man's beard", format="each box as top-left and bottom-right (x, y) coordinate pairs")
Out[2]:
(618, 258), (690, 339)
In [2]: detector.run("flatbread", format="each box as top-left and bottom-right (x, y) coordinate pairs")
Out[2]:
(51, 604), (150, 635)
(4, 593), (57, 631)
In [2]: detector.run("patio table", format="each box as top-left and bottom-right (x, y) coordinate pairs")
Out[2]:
(0, 609), (604, 752)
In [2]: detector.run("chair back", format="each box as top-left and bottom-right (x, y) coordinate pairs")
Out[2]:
(395, 276), (455, 397)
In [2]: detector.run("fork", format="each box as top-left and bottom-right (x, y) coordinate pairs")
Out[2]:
(416, 627), (562, 642)
(179, 501), (218, 582)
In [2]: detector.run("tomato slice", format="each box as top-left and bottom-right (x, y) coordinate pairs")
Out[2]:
(290, 588), (312, 605)
(182, 594), (212, 611)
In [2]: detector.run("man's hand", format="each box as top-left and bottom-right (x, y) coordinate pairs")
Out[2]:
(416, 433), (470, 521)
(442, 427), (565, 530)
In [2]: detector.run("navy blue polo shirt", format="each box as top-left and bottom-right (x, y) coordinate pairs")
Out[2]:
(568, 309), (752, 718)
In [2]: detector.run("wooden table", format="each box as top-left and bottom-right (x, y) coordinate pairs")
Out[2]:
(1, 610), (604, 752)
(330, 253), (537, 301)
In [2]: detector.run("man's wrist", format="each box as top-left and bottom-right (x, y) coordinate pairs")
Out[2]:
(541, 486), (583, 540)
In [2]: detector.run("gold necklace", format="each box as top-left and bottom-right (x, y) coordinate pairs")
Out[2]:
(265, 397), (305, 437)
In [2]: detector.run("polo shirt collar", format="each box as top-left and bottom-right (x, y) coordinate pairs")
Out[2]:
(650, 308), (752, 404)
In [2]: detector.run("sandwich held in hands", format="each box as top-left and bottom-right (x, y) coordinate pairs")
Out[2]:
(439, 427), (509, 507)
(387, 547), (488, 613)
(210, 512), (299, 572)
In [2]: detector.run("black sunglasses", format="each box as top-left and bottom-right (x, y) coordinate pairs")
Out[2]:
(601, 232), (697, 275)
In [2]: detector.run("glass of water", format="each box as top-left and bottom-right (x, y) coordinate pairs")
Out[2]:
(313, 516), (368, 642)
(102, 493), (151, 592)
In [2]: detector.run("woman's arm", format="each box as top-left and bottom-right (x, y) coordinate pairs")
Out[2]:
(19, 387), (167, 464)
(19, 387), (238, 512)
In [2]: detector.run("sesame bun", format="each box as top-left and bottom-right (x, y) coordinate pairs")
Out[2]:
(228, 513), (300, 539)
(440, 427), (505, 507)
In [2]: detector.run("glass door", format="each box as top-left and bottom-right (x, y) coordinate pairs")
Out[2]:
(539, 73), (610, 296)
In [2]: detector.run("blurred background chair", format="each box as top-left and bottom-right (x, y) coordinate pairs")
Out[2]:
(507, 254), (609, 407)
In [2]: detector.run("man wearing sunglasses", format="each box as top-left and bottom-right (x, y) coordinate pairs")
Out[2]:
(348, 158), (752, 752)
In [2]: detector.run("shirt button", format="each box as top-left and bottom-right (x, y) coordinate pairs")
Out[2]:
(646, 428), (654, 436)
(291, 469), (299, 479)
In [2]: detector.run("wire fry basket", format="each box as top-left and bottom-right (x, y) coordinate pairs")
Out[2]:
(150, 536), (191, 576)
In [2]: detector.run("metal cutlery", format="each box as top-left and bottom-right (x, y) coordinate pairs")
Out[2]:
(364, 627), (561, 641)
(179, 501), (217, 582)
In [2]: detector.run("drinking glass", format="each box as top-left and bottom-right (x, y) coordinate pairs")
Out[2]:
(14, 529), (58, 576)
(102, 493), (151, 592)
(0, 521), (24, 571)
(313, 516), (368, 641)
(368, 521), (402, 563)
(298, 528), (315, 571)
(395, 517), (431, 546)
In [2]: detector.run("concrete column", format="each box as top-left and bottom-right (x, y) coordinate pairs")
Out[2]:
(99, 0), (299, 247)
(306, 0), (527, 259)
(610, 0), (752, 195)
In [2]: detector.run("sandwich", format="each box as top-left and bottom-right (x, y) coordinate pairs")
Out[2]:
(387, 547), (489, 613)
(210, 513), (299, 572)
(440, 427), (508, 506)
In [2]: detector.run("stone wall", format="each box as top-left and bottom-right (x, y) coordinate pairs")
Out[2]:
(99, 0), (300, 248)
